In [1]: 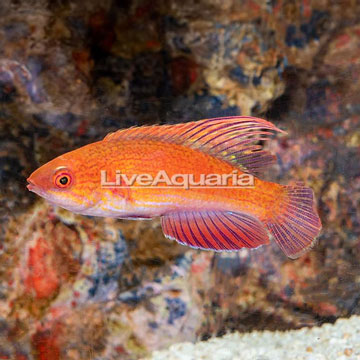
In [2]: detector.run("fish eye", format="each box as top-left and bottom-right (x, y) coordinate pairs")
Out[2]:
(54, 168), (73, 189)
(59, 176), (68, 185)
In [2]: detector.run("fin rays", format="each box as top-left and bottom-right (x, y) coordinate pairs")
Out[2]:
(161, 210), (269, 251)
(103, 116), (285, 175)
(266, 183), (322, 259)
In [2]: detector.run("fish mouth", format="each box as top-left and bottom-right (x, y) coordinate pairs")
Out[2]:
(26, 178), (45, 196)
(26, 179), (36, 191)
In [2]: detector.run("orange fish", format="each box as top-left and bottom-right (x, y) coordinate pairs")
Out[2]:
(27, 116), (322, 258)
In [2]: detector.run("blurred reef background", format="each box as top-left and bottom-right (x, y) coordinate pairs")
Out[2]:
(0, 0), (360, 359)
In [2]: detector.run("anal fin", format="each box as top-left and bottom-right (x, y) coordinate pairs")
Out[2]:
(161, 210), (269, 251)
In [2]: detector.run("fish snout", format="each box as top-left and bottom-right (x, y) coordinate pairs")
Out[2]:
(26, 177), (36, 191)
(26, 175), (45, 196)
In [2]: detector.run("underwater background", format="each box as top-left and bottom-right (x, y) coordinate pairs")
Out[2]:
(0, 0), (360, 359)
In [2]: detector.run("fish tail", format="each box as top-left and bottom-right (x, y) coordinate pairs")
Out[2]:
(266, 182), (322, 259)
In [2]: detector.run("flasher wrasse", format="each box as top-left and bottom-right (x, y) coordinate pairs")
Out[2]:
(27, 116), (322, 258)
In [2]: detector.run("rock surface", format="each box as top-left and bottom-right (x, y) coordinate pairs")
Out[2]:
(0, 0), (359, 359)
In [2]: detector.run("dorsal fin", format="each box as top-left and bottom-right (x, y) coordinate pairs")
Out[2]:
(103, 116), (285, 175)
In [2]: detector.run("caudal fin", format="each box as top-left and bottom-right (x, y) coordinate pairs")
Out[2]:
(266, 182), (322, 259)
